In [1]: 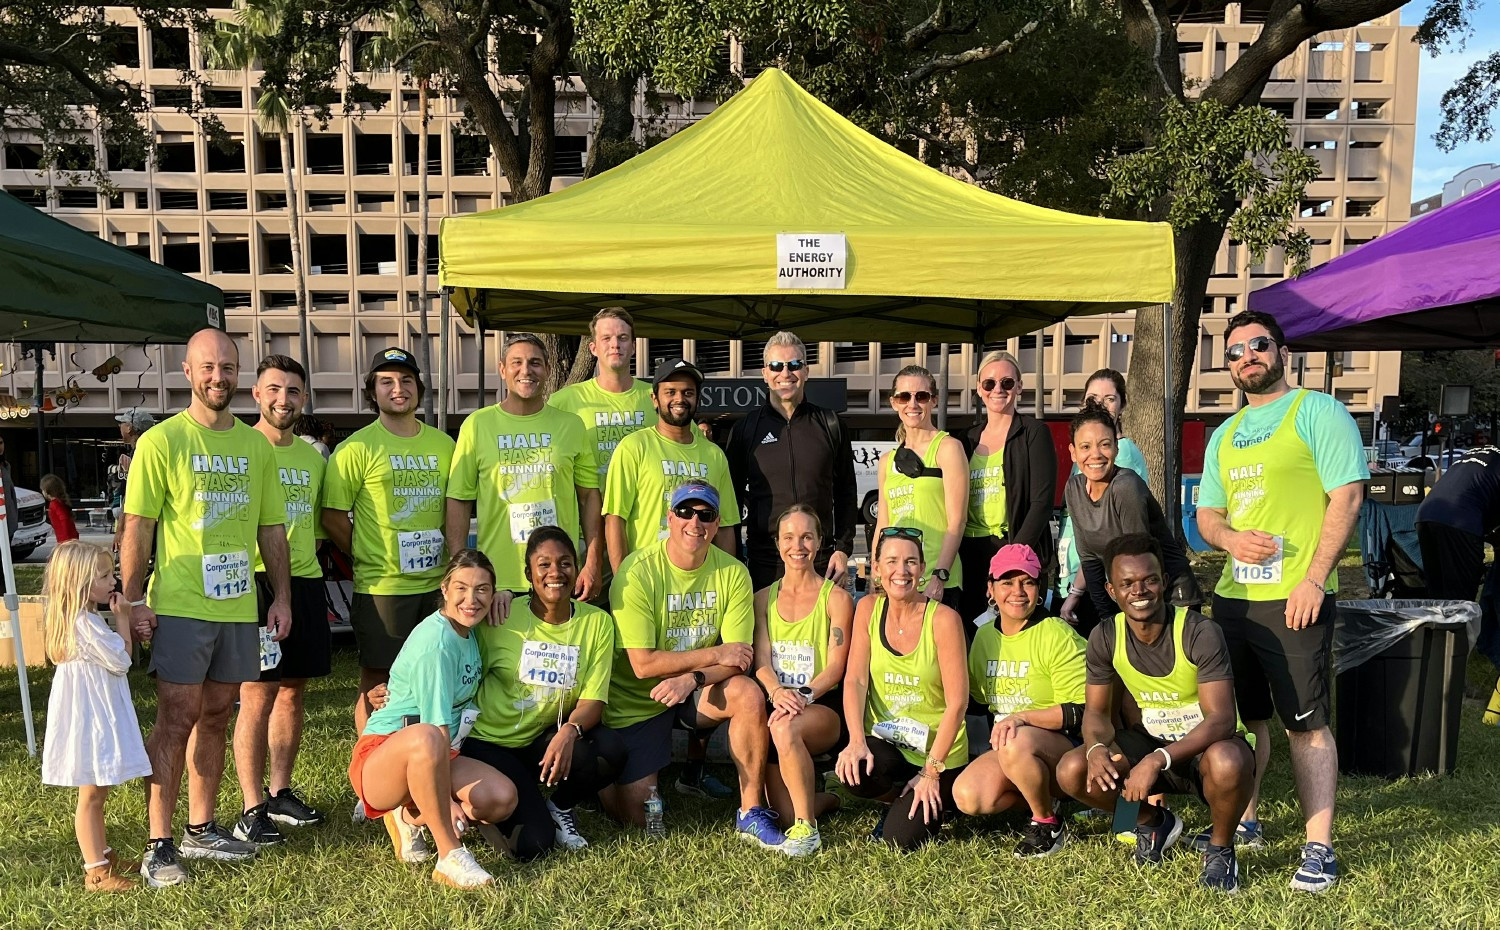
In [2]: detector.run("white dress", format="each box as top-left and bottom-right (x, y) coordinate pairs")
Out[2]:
(41, 612), (152, 787)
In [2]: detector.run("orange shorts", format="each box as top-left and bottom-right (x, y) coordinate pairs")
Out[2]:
(348, 730), (463, 821)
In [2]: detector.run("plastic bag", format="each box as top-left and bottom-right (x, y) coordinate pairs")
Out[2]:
(1333, 600), (1480, 675)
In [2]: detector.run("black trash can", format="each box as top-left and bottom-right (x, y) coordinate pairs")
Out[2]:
(1334, 600), (1479, 779)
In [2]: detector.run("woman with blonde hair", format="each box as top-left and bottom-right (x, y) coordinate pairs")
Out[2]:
(874, 365), (968, 609)
(959, 351), (1057, 629)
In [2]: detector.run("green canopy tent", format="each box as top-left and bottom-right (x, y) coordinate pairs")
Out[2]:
(2, 189), (224, 757)
(440, 68), (1175, 343)
(1, 190), (225, 343)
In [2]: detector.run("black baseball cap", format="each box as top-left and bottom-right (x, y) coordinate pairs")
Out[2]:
(652, 357), (703, 387)
(370, 346), (420, 377)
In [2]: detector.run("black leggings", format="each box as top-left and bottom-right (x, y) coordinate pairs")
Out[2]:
(842, 736), (962, 851)
(460, 727), (625, 861)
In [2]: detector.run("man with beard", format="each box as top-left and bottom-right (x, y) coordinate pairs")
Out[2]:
(122, 328), (291, 885)
(603, 358), (739, 568)
(1196, 310), (1366, 893)
(446, 333), (602, 597)
(231, 355), (332, 845)
(323, 348), (455, 734)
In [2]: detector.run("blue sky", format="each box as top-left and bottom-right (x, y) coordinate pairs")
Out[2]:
(1407, 2), (1500, 198)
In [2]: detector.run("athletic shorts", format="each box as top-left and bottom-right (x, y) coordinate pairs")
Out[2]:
(256, 574), (332, 681)
(1114, 727), (1253, 800)
(1211, 594), (1335, 732)
(765, 689), (848, 764)
(350, 590), (440, 670)
(147, 614), (259, 685)
(603, 695), (719, 786)
(348, 730), (460, 821)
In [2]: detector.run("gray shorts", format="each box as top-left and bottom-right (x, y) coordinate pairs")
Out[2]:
(147, 615), (260, 685)
(349, 590), (440, 670)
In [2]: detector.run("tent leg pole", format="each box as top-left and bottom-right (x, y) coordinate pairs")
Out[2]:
(477, 316), (486, 408)
(1162, 302), (1177, 528)
(1, 516), (37, 757)
(438, 290), (451, 433)
(937, 343), (949, 431)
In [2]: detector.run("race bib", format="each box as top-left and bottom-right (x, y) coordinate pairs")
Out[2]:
(451, 706), (480, 750)
(770, 641), (816, 688)
(202, 550), (251, 600)
(1141, 702), (1205, 742)
(258, 626), (282, 672)
(509, 499), (558, 545)
(397, 529), (445, 574)
(1231, 535), (1284, 586)
(519, 640), (580, 690)
(872, 716), (930, 754)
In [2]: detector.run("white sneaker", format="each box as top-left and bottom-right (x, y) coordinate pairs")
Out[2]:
(432, 846), (494, 889)
(547, 800), (589, 850)
(383, 810), (434, 863)
(352, 799), (369, 824)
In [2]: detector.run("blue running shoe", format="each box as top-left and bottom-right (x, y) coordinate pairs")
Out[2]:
(675, 771), (736, 800)
(735, 806), (787, 850)
(1200, 843), (1240, 894)
(1290, 841), (1339, 893)
(1191, 820), (1265, 852)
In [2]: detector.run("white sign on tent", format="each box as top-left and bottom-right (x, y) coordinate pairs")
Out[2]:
(776, 233), (847, 289)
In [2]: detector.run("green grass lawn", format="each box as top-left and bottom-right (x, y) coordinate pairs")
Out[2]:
(2, 643), (1500, 930)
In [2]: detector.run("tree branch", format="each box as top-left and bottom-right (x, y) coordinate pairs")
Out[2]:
(902, 13), (1047, 84)
(902, 0), (980, 51)
(909, 127), (993, 183)
(0, 37), (129, 108)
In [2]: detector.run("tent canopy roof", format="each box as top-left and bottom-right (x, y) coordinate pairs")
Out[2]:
(1, 191), (224, 344)
(440, 68), (1174, 342)
(1252, 181), (1500, 351)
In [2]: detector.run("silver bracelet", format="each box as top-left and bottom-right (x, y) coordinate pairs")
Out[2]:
(1086, 742), (1107, 759)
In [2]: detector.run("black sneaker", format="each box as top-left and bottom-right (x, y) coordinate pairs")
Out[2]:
(233, 804), (287, 846)
(266, 787), (327, 827)
(1200, 842), (1240, 894)
(1133, 808), (1183, 866)
(141, 839), (191, 888)
(1015, 818), (1067, 858)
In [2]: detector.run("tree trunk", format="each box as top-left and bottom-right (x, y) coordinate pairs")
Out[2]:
(417, 79), (435, 420)
(578, 64), (640, 178)
(282, 129), (314, 412)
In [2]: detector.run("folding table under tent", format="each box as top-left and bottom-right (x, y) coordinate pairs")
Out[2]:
(439, 68), (1176, 343)
(1251, 180), (1500, 351)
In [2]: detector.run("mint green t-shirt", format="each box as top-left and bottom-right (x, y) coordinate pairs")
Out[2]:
(363, 612), (481, 737)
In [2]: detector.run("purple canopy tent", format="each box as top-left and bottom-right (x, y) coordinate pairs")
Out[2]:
(1251, 181), (1500, 350)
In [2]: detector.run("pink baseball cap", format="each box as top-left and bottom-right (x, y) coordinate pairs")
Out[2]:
(988, 544), (1041, 580)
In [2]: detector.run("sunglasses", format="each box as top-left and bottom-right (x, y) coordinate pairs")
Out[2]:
(980, 377), (1018, 392)
(1225, 336), (1276, 362)
(879, 526), (923, 541)
(766, 359), (806, 373)
(671, 504), (719, 523)
(892, 391), (935, 404)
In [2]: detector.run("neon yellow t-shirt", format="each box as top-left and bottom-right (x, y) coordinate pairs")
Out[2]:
(123, 412), (285, 623)
(604, 542), (754, 728)
(322, 419), (455, 595)
(471, 596), (615, 747)
(601, 427), (740, 554)
(549, 379), (657, 484)
(964, 447), (1007, 538)
(864, 597), (968, 768)
(255, 437), (326, 579)
(448, 404), (596, 590)
(967, 616), (1086, 720)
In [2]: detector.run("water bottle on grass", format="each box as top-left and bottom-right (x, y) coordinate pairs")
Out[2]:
(645, 786), (666, 838)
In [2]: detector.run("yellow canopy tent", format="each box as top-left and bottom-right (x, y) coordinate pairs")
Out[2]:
(440, 68), (1174, 342)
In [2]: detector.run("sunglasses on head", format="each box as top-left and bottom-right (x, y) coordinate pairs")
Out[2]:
(981, 377), (1018, 392)
(671, 503), (719, 523)
(892, 391), (935, 404)
(1225, 336), (1276, 362)
(879, 526), (923, 541)
(766, 359), (806, 373)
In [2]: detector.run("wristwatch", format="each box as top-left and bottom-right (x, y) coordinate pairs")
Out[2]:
(797, 686), (814, 698)
(691, 670), (706, 688)
(924, 755), (946, 774)
(931, 568), (951, 583)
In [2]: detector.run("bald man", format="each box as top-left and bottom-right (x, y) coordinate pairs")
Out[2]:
(122, 327), (293, 886)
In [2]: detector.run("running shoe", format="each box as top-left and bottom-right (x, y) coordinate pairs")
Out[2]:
(547, 800), (588, 850)
(1015, 818), (1067, 858)
(1190, 819), (1265, 852)
(179, 822), (259, 861)
(780, 819), (822, 857)
(266, 787), (327, 827)
(352, 799), (369, 824)
(232, 804), (287, 846)
(383, 809), (435, 863)
(1200, 843), (1240, 894)
(869, 815), (886, 842)
(1290, 841), (1340, 893)
(675, 771), (736, 800)
(140, 840), (191, 888)
(1132, 808), (1183, 866)
(431, 846), (494, 889)
(734, 806), (787, 850)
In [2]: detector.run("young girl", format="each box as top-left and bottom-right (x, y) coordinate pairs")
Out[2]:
(41, 540), (151, 892)
(40, 474), (79, 544)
